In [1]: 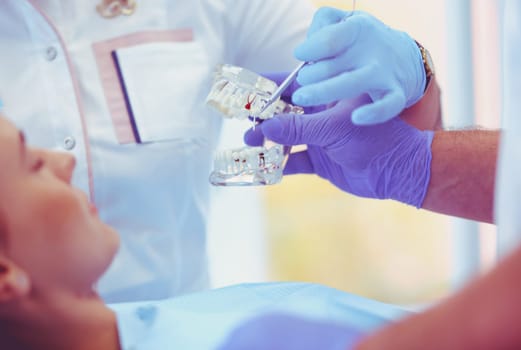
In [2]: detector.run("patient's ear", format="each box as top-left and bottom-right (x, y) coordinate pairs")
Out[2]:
(0, 255), (30, 303)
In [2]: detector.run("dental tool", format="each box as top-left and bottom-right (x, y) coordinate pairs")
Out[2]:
(259, 1), (357, 114)
(258, 61), (306, 115)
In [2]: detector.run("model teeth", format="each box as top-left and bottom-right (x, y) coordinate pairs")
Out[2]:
(213, 146), (267, 175)
(205, 64), (304, 186)
(206, 83), (273, 120)
(209, 144), (289, 186)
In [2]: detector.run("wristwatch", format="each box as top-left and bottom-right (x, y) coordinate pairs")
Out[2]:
(415, 41), (435, 92)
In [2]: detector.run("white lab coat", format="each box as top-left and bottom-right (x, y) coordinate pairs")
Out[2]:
(0, 0), (315, 302)
(496, 0), (521, 257)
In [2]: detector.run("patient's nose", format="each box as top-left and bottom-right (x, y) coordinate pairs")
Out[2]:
(48, 151), (76, 183)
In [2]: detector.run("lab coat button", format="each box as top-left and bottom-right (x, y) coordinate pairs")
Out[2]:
(45, 46), (58, 61)
(63, 136), (76, 150)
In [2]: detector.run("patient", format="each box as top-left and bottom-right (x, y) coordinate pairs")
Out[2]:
(0, 115), (407, 349)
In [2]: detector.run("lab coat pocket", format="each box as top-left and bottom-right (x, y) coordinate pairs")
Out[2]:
(93, 30), (211, 144)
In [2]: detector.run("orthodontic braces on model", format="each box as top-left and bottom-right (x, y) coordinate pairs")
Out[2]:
(206, 64), (303, 186)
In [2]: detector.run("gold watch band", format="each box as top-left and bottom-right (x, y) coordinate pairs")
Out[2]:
(415, 41), (435, 92)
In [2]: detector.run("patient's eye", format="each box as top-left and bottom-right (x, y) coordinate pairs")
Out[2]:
(31, 158), (44, 172)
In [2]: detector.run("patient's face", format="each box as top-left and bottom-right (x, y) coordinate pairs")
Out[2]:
(0, 117), (119, 294)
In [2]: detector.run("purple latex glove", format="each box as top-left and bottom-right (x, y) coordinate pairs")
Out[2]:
(246, 95), (434, 208)
(217, 313), (363, 350)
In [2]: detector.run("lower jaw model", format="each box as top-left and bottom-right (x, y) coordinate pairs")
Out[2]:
(209, 143), (291, 186)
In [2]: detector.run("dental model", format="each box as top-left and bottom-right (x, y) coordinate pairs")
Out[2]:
(206, 64), (303, 121)
(210, 144), (290, 186)
(206, 64), (303, 186)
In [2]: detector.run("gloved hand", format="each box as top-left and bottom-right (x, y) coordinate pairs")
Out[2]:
(217, 313), (363, 350)
(292, 7), (427, 125)
(245, 95), (434, 208)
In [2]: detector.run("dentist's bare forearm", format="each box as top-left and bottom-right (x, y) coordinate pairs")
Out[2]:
(421, 130), (499, 223)
(398, 77), (496, 222)
(355, 241), (521, 350)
